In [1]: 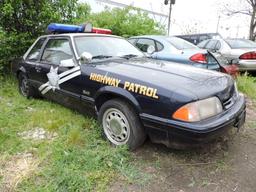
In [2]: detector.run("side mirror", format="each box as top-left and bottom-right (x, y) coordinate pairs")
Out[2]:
(79, 52), (92, 64)
(60, 59), (76, 68)
(147, 45), (156, 55)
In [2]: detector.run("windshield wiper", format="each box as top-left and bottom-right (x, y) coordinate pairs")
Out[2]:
(120, 54), (139, 59)
(92, 55), (113, 60)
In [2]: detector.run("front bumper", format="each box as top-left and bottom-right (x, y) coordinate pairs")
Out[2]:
(140, 94), (246, 149)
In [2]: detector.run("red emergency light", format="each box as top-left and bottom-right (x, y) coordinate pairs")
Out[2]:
(92, 27), (112, 35)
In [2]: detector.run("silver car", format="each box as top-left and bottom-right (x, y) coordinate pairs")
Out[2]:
(198, 38), (256, 71)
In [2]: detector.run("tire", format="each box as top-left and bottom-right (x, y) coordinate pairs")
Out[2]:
(98, 99), (146, 150)
(18, 73), (39, 98)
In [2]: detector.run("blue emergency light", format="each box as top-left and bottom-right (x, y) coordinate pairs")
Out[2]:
(47, 23), (112, 34)
(47, 23), (93, 34)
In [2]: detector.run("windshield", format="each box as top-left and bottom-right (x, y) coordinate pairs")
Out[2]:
(166, 37), (198, 50)
(225, 39), (256, 49)
(74, 36), (144, 58)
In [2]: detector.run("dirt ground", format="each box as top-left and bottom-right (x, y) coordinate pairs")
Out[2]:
(110, 97), (256, 192)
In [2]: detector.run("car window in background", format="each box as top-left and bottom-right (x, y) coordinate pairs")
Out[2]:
(225, 39), (256, 49)
(166, 37), (198, 50)
(156, 41), (164, 51)
(128, 38), (137, 45)
(205, 40), (218, 50)
(215, 41), (221, 50)
(75, 36), (144, 57)
(41, 39), (73, 65)
(197, 40), (209, 48)
(26, 38), (46, 61)
(135, 38), (156, 52)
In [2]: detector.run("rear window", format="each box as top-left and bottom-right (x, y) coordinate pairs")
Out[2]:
(166, 37), (198, 50)
(225, 39), (256, 49)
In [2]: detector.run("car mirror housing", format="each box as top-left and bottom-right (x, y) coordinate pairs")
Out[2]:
(79, 52), (93, 64)
(59, 59), (76, 68)
(147, 45), (156, 55)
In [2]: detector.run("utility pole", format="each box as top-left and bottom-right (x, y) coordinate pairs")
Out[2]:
(216, 15), (221, 33)
(164, 0), (176, 36)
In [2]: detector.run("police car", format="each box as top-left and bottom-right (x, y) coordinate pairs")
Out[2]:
(16, 23), (246, 149)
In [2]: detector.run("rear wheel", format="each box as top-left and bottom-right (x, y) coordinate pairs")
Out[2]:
(18, 73), (38, 98)
(98, 99), (146, 150)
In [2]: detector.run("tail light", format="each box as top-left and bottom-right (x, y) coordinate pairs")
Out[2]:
(189, 53), (207, 64)
(239, 52), (256, 60)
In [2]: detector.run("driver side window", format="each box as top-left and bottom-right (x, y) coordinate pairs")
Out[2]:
(41, 39), (73, 65)
(135, 39), (156, 53)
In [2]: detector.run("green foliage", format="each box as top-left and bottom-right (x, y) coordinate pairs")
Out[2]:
(236, 73), (256, 100)
(0, 78), (144, 191)
(0, 0), (91, 73)
(87, 6), (165, 37)
(0, 1), (164, 74)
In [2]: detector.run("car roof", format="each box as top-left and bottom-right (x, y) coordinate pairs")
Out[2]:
(129, 35), (178, 41)
(39, 33), (122, 39)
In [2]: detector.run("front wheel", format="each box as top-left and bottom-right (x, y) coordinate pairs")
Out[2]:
(98, 99), (146, 150)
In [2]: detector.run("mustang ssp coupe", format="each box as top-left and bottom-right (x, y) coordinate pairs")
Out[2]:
(15, 23), (246, 149)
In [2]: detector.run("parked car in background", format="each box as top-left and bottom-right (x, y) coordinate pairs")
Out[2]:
(176, 33), (222, 45)
(128, 35), (221, 71)
(213, 53), (239, 77)
(198, 38), (256, 72)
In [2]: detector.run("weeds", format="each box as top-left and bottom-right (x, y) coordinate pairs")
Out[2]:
(0, 78), (142, 191)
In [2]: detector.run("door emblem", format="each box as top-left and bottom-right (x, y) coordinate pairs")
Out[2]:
(39, 66), (81, 95)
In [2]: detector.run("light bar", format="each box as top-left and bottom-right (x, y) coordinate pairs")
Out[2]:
(47, 23), (112, 35)
(92, 27), (112, 34)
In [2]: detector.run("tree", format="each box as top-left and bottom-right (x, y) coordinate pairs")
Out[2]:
(0, 0), (90, 73)
(84, 6), (165, 37)
(223, 0), (256, 40)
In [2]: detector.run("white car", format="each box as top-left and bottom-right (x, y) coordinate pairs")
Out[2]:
(198, 38), (256, 71)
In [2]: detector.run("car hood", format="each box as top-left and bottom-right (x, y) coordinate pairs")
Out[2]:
(91, 57), (234, 101)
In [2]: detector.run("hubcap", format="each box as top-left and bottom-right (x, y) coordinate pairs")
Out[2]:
(102, 108), (130, 145)
(20, 77), (29, 96)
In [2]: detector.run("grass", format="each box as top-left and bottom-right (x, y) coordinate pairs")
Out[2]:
(0, 73), (255, 191)
(236, 73), (256, 100)
(0, 77), (146, 191)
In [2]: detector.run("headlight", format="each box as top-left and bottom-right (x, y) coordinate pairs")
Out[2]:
(172, 97), (223, 122)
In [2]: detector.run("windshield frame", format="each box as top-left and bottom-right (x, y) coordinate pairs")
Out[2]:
(73, 35), (145, 62)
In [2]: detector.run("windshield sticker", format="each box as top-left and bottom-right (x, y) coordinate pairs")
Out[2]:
(39, 66), (81, 95)
(89, 73), (159, 99)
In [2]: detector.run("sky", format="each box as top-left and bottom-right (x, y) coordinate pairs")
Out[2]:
(82, 0), (250, 38)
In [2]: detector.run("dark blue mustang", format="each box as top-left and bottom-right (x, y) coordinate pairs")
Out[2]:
(15, 31), (246, 150)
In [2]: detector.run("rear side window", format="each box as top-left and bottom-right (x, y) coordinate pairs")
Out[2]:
(26, 38), (46, 61)
(41, 39), (73, 65)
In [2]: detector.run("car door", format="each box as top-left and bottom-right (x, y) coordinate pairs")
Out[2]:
(38, 37), (84, 108)
(23, 37), (47, 86)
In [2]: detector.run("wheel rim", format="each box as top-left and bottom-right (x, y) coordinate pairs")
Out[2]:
(102, 108), (130, 145)
(20, 76), (29, 96)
